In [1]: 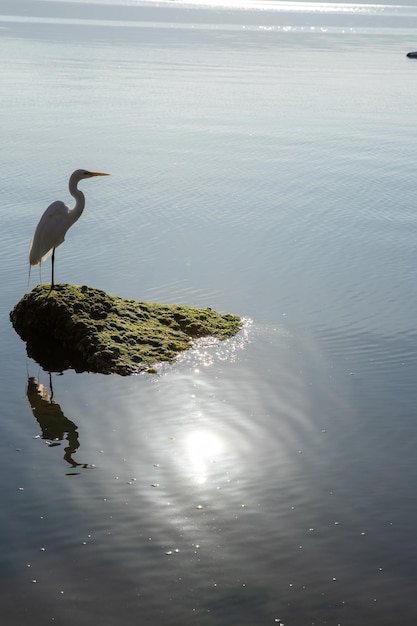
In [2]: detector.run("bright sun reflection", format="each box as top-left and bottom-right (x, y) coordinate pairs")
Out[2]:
(185, 429), (224, 485)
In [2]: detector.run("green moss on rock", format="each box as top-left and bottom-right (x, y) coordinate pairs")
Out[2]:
(10, 284), (242, 375)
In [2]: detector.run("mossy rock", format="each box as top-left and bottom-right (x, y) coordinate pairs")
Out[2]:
(10, 284), (242, 375)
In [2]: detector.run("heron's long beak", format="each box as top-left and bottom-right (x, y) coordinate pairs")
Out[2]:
(90, 171), (110, 177)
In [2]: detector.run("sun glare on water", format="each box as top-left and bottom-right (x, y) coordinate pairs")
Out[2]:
(185, 429), (225, 485)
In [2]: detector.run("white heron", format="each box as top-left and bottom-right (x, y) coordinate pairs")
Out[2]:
(29, 169), (109, 289)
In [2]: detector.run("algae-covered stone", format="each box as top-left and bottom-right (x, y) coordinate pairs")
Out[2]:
(10, 284), (242, 375)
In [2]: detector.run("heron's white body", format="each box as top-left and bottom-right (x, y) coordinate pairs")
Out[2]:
(29, 199), (82, 266)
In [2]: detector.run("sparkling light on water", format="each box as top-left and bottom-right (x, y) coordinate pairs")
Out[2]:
(184, 428), (225, 484)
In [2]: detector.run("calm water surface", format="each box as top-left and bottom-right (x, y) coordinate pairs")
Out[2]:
(2, 1), (417, 624)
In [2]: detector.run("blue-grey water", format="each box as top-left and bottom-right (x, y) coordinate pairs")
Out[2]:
(2, 1), (417, 624)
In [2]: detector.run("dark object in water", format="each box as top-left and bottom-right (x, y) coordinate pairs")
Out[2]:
(407, 51), (417, 58)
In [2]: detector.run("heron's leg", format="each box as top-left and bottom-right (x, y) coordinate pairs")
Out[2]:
(51, 248), (55, 290)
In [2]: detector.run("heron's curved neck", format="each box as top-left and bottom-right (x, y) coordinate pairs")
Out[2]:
(68, 174), (86, 225)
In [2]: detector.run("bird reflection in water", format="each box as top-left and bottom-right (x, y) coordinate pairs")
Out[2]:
(26, 374), (91, 471)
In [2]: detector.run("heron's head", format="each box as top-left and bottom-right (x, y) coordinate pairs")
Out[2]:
(72, 169), (110, 182)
